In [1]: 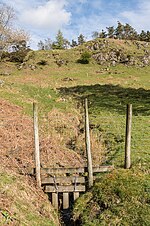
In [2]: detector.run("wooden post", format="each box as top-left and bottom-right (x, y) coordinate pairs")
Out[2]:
(63, 193), (69, 209)
(73, 192), (79, 201)
(33, 102), (41, 187)
(125, 104), (132, 169)
(52, 193), (58, 210)
(85, 98), (93, 188)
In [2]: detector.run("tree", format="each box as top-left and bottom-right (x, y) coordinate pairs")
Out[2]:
(51, 30), (70, 49)
(99, 29), (107, 38)
(78, 34), (85, 45)
(71, 39), (78, 47)
(115, 21), (124, 39)
(44, 38), (52, 50)
(146, 31), (150, 42)
(0, 4), (29, 59)
(37, 40), (45, 50)
(37, 38), (52, 50)
(139, 30), (147, 41)
(63, 38), (70, 49)
(124, 23), (138, 40)
(92, 31), (99, 39)
(106, 26), (115, 38)
(54, 30), (65, 49)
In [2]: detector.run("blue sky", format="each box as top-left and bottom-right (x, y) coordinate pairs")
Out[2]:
(2, 0), (150, 49)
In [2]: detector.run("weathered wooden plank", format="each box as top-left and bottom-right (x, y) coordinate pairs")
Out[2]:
(63, 193), (69, 209)
(92, 165), (114, 173)
(29, 165), (114, 176)
(52, 193), (58, 210)
(41, 165), (114, 175)
(45, 185), (86, 193)
(41, 176), (85, 185)
(85, 98), (93, 188)
(33, 103), (41, 188)
(73, 192), (79, 201)
(125, 104), (132, 169)
(41, 167), (85, 174)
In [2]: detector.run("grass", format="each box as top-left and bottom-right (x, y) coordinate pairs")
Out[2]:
(0, 38), (150, 225)
(0, 81), (73, 116)
(0, 169), (59, 226)
(73, 169), (150, 226)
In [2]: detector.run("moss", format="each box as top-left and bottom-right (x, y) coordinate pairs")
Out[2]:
(73, 170), (150, 225)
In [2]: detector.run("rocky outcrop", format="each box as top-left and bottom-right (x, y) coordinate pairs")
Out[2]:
(85, 39), (150, 66)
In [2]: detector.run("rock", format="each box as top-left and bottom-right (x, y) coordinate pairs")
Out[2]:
(62, 77), (74, 81)
(55, 59), (68, 67)
(142, 42), (149, 48)
(128, 56), (136, 65)
(17, 62), (26, 70)
(142, 57), (149, 65)
(99, 43), (106, 49)
(93, 43), (99, 50)
(144, 49), (149, 54)
(29, 64), (36, 70)
(0, 80), (4, 86)
(52, 53), (60, 59)
(109, 50), (118, 61)
(112, 61), (116, 66)
(0, 72), (11, 76)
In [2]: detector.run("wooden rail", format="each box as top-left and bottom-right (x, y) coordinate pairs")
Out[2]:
(40, 165), (113, 174)
(29, 165), (114, 210)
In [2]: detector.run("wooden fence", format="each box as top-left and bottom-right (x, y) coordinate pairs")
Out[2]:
(40, 165), (113, 209)
(32, 101), (132, 210)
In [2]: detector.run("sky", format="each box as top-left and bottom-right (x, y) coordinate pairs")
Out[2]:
(1, 0), (150, 49)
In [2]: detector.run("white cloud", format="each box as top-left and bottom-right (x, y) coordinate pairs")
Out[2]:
(120, 0), (150, 31)
(72, 13), (116, 40)
(1, 0), (30, 12)
(2, 0), (150, 50)
(20, 0), (71, 31)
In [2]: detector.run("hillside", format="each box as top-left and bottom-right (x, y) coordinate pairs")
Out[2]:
(0, 38), (150, 225)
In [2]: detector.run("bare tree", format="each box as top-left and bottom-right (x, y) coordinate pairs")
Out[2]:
(0, 3), (29, 58)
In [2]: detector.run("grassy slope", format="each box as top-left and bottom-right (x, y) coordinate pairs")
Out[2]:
(0, 38), (150, 225)
(0, 167), (59, 226)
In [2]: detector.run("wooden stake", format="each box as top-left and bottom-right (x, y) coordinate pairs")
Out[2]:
(85, 98), (93, 188)
(73, 192), (79, 201)
(52, 193), (58, 210)
(63, 193), (69, 209)
(33, 102), (41, 187)
(125, 104), (132, 169)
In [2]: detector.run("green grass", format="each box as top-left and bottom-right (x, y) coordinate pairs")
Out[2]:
(73, 170), (150, 226)
(0, 39), (150, 225)
(0, 82), (73, 116)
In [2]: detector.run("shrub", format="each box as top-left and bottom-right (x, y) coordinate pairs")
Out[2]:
(37, 60), (48, 66)
(9, 49), (30, 63)
(77, 51), (91, 64)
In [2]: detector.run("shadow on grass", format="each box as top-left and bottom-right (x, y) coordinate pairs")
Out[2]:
(59, 83), (150, 166)
(58, 84), (150, 116)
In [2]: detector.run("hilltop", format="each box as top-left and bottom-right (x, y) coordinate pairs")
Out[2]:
(0, 38), (150, 225)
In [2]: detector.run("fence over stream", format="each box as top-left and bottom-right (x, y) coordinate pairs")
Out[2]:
(1, 101), (150, 210)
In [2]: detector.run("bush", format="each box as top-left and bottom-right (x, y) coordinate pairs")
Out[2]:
(9, 50), (30, 63)
(1, 49), (30, 63)
(37, 60), (48, 66)
(1, 51), (10, 60)
(77, 51), (91, 64)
